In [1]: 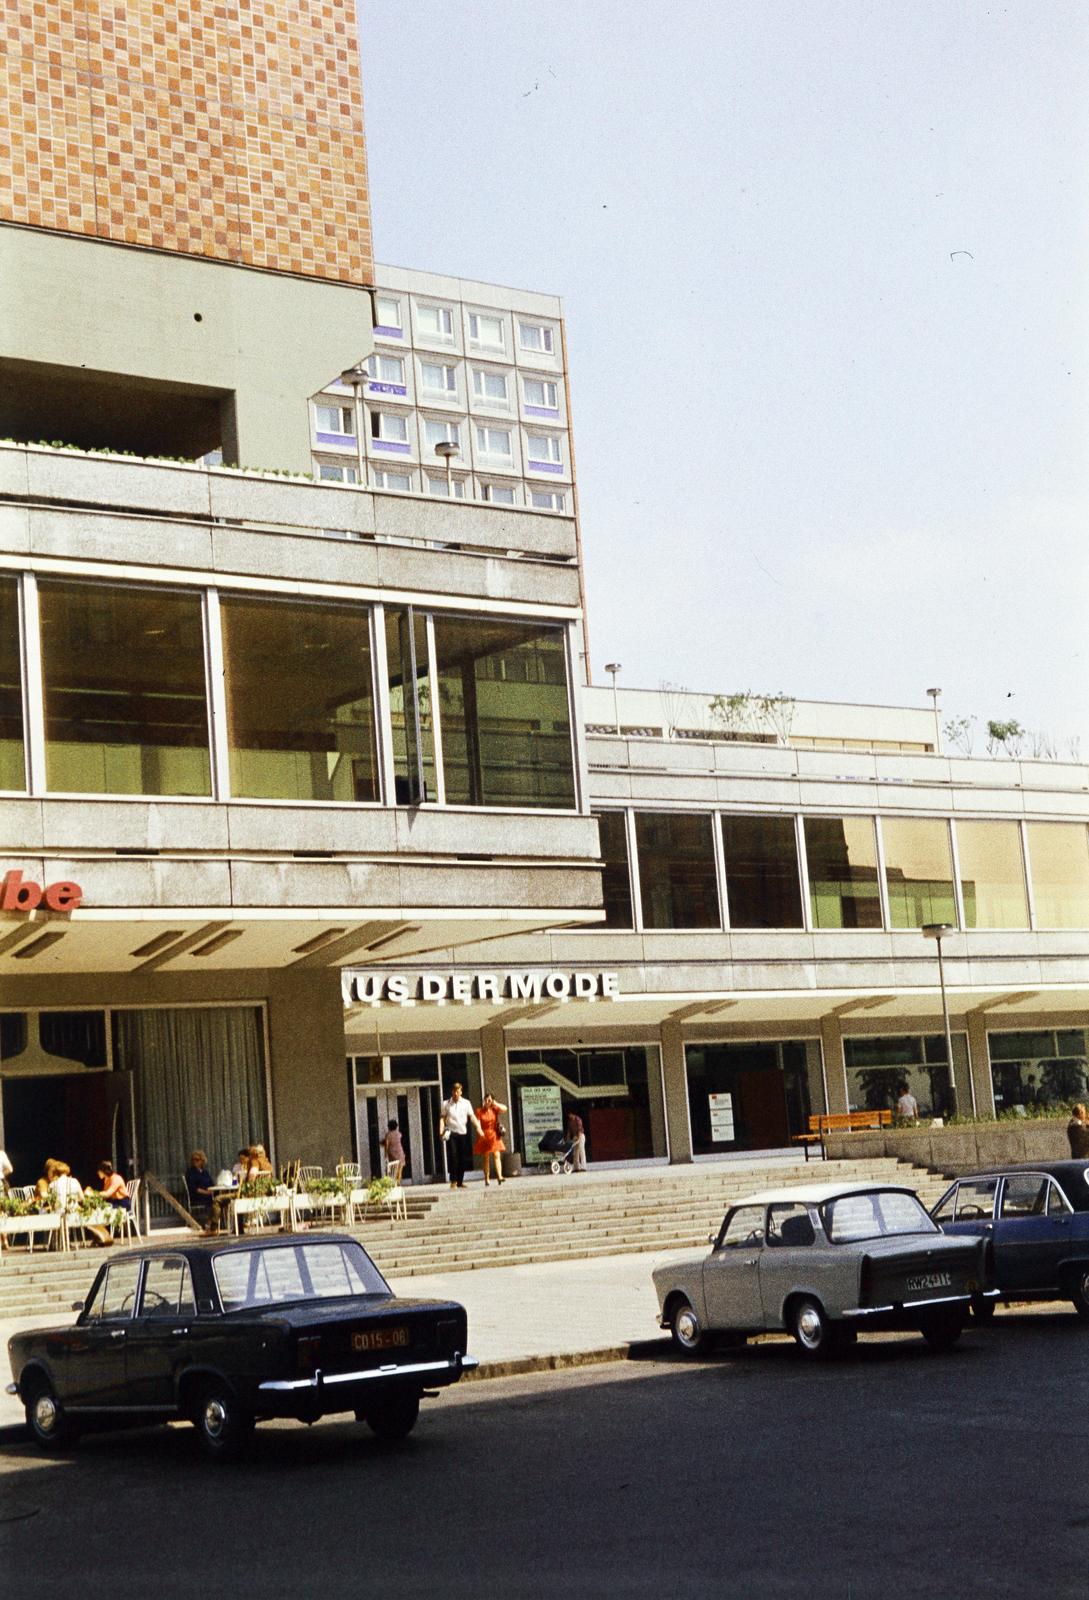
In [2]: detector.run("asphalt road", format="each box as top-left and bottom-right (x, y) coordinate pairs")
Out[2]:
(2, 1312), (1087, 1598)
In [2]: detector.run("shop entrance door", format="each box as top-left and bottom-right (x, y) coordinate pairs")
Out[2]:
(354, 1085), (442, 1184)
(0, 1070), (134, 1188)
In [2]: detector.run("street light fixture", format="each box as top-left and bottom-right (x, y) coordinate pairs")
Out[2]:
(926, 687), (942, 754)
(338, 362), (369, 488)
(605, 662), (622, 734)
(434, 439), (459, 497)
(922, 922), (967, 1116)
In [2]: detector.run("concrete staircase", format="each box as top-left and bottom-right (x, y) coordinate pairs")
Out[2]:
(0, 1157), (948, 1318)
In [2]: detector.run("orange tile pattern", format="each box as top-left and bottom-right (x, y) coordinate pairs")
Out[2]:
(0, 0), (373, 284)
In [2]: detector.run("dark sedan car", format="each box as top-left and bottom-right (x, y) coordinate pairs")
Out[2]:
(7, 1234), (476, 1459)
(931, 1160), (1089, 1320)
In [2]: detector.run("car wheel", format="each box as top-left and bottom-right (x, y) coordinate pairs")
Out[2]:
(24, 1378), (79, 1452)
(362, 1390), (420, 1442)
(1069, 1268), (1089, 1323)
(921, 1307), (964, 1353)
(789, 1297), (842, 1360)
(970, 1295), (997, 1323)
(193, 1381), (255, 1461)
(670, 1297), (714, 1357)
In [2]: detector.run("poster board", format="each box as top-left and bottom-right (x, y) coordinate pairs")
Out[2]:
(709, 1091), (735, 1142)
(520, 1084), (564, 1161)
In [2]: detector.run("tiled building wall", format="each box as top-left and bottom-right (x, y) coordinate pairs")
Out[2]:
(0, 0), (373, 284)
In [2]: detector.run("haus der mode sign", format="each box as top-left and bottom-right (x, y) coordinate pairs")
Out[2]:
(345, 969), (621, 1006)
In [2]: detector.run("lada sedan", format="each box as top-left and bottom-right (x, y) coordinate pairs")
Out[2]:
(653, 1181), (987, 1360)
(931, 1160), (1089, 1320)
(7, 1234), (476, 1459)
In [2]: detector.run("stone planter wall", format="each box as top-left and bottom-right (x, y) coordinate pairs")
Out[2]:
(825, 1119), (1072, 1176)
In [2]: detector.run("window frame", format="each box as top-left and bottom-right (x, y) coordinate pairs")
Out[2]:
(468, 310), (506, 351)
(416, 303), (455, 341)
(518, 320), (555, 355)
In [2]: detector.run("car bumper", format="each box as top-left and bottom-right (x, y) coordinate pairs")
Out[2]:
(255, 1354), (478, 1419)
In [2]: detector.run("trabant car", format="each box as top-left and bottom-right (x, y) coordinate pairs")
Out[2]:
(653, 1181), (987, 1360)
(7, 1234), (476, 1459)
(931, 1160), (1089, 1320)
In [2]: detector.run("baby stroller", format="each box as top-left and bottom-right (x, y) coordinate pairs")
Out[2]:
(537, 1128), (576, 1175)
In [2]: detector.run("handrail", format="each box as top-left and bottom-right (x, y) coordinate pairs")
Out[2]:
(142, 1170), (203, 1232)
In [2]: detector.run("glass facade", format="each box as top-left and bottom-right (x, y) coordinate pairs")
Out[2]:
(221, 595), (379, 802)
(39, 579), (210, 795)
(433, 616), (575, 809)
(594, 811), (634, 928)
(988, 1029), (1089, 1111)
(720, 813), (803, 928)
(385, 607), (435, 804)
(1026, 823), (1089, 928)
(957, 820), (1029, 929)
(843, 1034), (958, 1120)
(0, 576), (24, 790)
(685, 1040), (811, 1153)
(508, 1046), (662, 1163)
(881, 817), (956, 928)
(635, 812), (720, 929)
(804, 816), (882, 929)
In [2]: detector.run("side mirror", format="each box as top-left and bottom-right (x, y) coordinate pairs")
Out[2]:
(71, 1300), (85, 1312)
(707, 1232), (718, 1247)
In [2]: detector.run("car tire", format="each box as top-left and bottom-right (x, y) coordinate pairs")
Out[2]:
(669, 1297), (714, 1358)
(1068, 1267), (1089, 1323)
(193, 1380), (255, 1461)
(362, 1390), (420, 1442)
(24, 1378), (79, 1452)
(789, 1297), (843, 1360)
(921, 1307), (964, 1353)
(970, 1295), (997, 1323)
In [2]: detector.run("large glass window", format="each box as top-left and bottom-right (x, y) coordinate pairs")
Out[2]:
(685, 1040), (811, 1153)
(1027, 823), (1089, 928)
(804, 816), (882, 929)
(594, 811), (634, 929)
(39, 579), (210, 795)
(720, 814), (803, 928)
(220, 595), (378, 803)
(509, 1046), (663, 1163)
(956, 820), (1029, 929)
(843, 1034), (959, 1120)
(385, 608), (435, 805)
(881, 817), (956, 928)
(988, 1028), (1089, 1111)
(433, 616), (575, 809)
(635, 813), (719, 929)
(0, 576), (25, 790)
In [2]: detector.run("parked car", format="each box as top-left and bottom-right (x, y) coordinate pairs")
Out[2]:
(7, 1233), (476, 1458)
(930, 1160), (1089, 1320)
(653, 1181), (987, 1360)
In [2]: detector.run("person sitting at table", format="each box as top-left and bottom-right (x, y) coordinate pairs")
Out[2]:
(52, 1159), (112, 1246)
(185, 1150), (218, 1225)
(96, 1160), (130, 1211)
(231, 1147), (250, 1184)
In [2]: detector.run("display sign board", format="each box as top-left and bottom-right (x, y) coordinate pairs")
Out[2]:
(520, 1084), (564, 1163)
(344, 970), (620, 1006)
(709, 1092), (735, 1142)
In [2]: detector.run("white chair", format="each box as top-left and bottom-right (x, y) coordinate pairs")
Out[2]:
(113, 1178), (141, 1243)
(336, 1162), (362, 1184)
(298, 1165), (323, 1185)
(382, 1160), (407, 1223)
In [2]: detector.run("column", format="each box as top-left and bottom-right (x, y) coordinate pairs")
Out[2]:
(659, 1021), (693, 1164)
(819, 1013), (848, 1114)
(966, 1011), (996, 1118)
(266, 969), (353, 1170)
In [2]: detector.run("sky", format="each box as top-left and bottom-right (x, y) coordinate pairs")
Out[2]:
(359, 0), (1089, 747)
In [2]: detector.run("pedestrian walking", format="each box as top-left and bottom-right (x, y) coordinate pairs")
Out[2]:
(383, 1119), (405, 1172)
(439, 1081), (480, 1189)
(1067, 1103), (1089, 1159)
(566, 1108), (587, 1171)
(895, 1082), (919, 1124)
(474, 1093), (507, 1186)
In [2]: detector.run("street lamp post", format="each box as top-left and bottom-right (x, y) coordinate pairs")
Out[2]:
(434, 439), (459, 496)
(339, 363), (369, 487)
(922, 922), (965, 1117)
(926, 687), (942, 754)
(605, 662), (622, 734)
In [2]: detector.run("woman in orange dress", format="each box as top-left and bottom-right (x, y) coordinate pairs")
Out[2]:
(474, 1093), (508, 1187)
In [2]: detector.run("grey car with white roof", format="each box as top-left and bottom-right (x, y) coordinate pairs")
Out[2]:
(653, 1180), (988, 1360)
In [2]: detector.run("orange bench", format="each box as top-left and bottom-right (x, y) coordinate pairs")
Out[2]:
(793, 1109), (893, 1161)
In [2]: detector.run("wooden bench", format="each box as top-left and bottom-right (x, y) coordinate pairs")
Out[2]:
(793, 1109), (893, 1162)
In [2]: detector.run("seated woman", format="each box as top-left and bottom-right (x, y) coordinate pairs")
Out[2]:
(185, 1149), (217, 1223)
(97, 1160), (130, 1211)
(52, 1159), (112, 1247)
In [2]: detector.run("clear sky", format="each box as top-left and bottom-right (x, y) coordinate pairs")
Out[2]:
(359, 0), (1089, 748)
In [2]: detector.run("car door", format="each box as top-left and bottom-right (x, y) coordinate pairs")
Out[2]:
(125, 1255), (197, 1408)
(703, 1205), (768, 1329)
(67, 1258), (144, 1408)
(994, 1175), (1069, 1293)
(759, 1203), (818, 1326)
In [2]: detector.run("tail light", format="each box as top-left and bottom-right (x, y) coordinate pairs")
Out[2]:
(296, 1335), (322, 1374)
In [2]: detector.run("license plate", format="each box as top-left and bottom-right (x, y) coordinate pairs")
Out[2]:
(352, 1326), (409, 1353)
(905, 1271), (952, 1293)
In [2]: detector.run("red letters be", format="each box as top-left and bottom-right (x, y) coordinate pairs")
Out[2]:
(1, 872), (83, 913)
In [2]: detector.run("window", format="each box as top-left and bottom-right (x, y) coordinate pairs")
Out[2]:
(821, 1190), (935, 1243)
(39, 579), (211, 796)
(472, 369), (510, 407)
(594, 811), (634, 928)
(433, 615), (575, 808)
(530, 490), (566, 511)
(843, 1034), (958, 1120)
(526, 432), (562, 466)
(720, 814), (803, 928)
(1027, 823), (1089, 928)
(369, 411), (409, 448)
(220, 594), (379, 803)
(385, 607), (435, 804)
(686, 1039), (811, 1152)
(475, 425), (513, 460)
(987, 1027), (1089, 1111)
(480, 482), (516, 505)
(518, 320), (554, 354)
(424, 418), (460, 452)
(767, 1204), (816, 1248)
(0, 576), (25, 790)
(508, 1045), (662, 1161)
(366, 353), (405, 390)
(417, 304), (454, 339)
(317, 461), (359, 483)
(522, 377), (558, 410)
(881, 816), (956, 929)
(426, 475), (466, 499)
(374, 295), (402, 333)
(635, 812), (720, 928)
(371, 470), (412, 491)
(469, 311), (505, 349)
(94, 1260), (142, 1320)
(956, 820), (1029, 929)
(314, 403), (354, 437)
(142, 1256), (196, 1316)
(720, 1206), (766, 1249)
(1000, 1174), (1050, 1218)
(951, 1178), (998, 1222)
(213, 1241), (387, 1310)
(804, 816), (882, 929)
(420, 361), (458, 396)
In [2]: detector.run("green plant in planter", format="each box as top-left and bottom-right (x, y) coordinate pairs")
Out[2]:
(305, 1175), (349, 1197)
(0, 1193), (36, 1218)
(238, 1175), (276, 1199)
(366, 1176), (395, 1206)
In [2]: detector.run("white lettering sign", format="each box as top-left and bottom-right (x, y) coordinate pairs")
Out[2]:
(343, 970), (622, 1007)
(520, 1084), (565, 1163)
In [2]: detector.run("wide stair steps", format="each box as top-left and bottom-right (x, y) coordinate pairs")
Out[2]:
(1, 1157), (948, 1316)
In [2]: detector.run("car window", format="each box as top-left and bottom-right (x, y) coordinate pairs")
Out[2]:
(932, 1186), (958, 1225)
(213, 1241), (388, 1310)
(89, 1261), (142, 1321)
(1000, 1175), (1049, 1218)
(1047, 1181), (1073, 1216)
(719, 1206), (766, 1250)
(822, 1190), (936, 1243)
(954, 1179), (998, 1221)
(767, 1204), (816, 1248)
(141, 1256), (196, 1317)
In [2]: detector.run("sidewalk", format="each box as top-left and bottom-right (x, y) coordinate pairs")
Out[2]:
(0, 1245), (692, 1431)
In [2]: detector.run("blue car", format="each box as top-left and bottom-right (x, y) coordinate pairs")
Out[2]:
(931, 1160), (1089, 1321)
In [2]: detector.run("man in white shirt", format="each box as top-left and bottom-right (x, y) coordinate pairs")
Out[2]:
(439, 1082), (480, 1190)
(896, 1083), (920, 1123)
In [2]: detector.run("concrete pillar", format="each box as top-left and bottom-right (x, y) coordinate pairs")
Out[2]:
(820, 1014), (848, 1113)
(266, 970), (352, 1171)
(966, 1012), (996, 1117)
(805, 1038), (828, 1116)
(647, 1042), (668, 1160)
(479, 1023), (509, 1102)
(659, 1022), (693, 1164)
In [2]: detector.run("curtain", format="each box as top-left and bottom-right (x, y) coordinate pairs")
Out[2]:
(112, 1006), (268, 1207)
